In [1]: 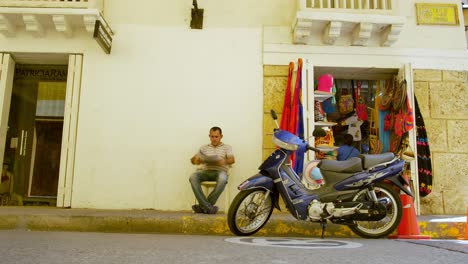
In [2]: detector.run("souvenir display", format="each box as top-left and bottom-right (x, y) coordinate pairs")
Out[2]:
(338, 88), (354, 114)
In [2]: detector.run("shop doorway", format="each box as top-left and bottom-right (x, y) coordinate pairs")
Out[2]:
(263, 63), (420, 213)
(4, 65), (67, 205)
(0, 53), (82, 207)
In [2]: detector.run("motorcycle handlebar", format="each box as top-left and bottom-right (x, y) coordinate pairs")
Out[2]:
(306, 144), (321, 153)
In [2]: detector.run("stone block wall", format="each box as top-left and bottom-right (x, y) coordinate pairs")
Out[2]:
(263, 65), (290, 160)
(414, 69), (468, 215)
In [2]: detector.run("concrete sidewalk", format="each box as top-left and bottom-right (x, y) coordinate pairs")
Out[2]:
(0, 207), (466, 239)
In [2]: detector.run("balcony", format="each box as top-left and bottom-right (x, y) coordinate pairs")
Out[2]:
(0, 0), (112, 38)
(293, 0), (406, 46)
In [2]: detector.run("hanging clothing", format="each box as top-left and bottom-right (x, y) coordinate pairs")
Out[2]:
(293, 59), (305, 175)
(378, 109), (391, 152)
(345, 115), (363, 141)
(414, 97), (433, 197)
(280, 62), (294, 131)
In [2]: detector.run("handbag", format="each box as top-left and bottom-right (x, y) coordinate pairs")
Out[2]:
(355, 80), (368, 121)
(379, 79), (393, 111)
(338, 88), (354, 114)
(392, 79), (407, 112)
(394, 95), (414, 136)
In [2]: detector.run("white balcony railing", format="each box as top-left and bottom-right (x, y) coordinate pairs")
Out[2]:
(0, 0), (103, 9)
(298, 0), (393, 11)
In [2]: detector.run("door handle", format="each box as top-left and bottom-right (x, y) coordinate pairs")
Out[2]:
(19, 130), (28, 156)
(19, 130), (24, 156)
(22, 130), (28, 156)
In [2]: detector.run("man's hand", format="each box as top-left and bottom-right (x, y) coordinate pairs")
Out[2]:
(191, 155), (202, 165)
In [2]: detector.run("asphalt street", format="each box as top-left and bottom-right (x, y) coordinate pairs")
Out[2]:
(0, 231), (466, 264)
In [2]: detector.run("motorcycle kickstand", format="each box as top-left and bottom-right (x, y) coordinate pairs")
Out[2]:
(319, 220), (327, 239)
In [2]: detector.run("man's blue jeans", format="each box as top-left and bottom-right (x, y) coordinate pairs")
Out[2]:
(189, 170), (228, 211)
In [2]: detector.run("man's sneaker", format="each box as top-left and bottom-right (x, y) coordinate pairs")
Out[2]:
(206, 205), (219, 214)
(192, 204), (203, 213)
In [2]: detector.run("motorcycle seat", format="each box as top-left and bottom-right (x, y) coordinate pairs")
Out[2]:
(360, 152), (395, 169)
(319, 157), (363, 173)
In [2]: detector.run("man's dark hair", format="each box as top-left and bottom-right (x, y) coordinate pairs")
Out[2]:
(344, 134), (353, 146)
(210, 126), (222, 134)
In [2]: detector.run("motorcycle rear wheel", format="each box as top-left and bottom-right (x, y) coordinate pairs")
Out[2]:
(349, 182), (402, 238)
(227, 188), (273, 236)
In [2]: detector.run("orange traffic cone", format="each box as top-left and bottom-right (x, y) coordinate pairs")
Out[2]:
(389, 192), (431, 239)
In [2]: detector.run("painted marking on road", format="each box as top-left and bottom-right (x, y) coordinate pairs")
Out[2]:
(225, 237), (362, 249)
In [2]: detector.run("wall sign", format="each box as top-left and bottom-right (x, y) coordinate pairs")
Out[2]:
(416, 3), (459, 25)
(93, 20), (112, 54)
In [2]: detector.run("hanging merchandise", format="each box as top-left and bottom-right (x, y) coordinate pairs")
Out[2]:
(414, 97), (432, 197)
(314, 100), (326, 121)
(280, 62), (294, 131)
(318, 74), (336, 115)
(322, 97), (336, 114)
(389, 132), (402, 153)
(344, 114), (363, 141)
(317, 74), (334, 93)
(355, 80), (368, 121)
(289, 60), (301, 136)
(404, 99), (414, 132)
(291, 59), (305, 175)
(384, 112), (394, 131)
(394, 94), (414, 137)
(392, 79), (407, 112)
(369, 125), (382, 154)
(379, 79), (394, 111)
(338, 87), (354, 114)
(323, 83), (340, 120)
(368, 107), (382, 154)
(378, 109), (391, 152)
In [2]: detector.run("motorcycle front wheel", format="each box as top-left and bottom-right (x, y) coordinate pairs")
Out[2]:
(349, 182), (403, 238)
(227, 188), (274, 236)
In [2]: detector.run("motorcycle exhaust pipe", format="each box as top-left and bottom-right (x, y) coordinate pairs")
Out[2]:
(378, 197), (391, 206)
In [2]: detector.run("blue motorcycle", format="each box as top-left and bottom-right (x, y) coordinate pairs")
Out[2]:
(227, 110), (412, 239)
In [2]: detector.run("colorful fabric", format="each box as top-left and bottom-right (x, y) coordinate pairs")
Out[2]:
(293, 59), (304, 175)
(355, 81), (368, 121)
(414, 97), (432, 197)
(280, 62), (294, 131)
(345, 115), (363, 141)
(290, 59), (302, 136)
(378, 109), (391, 152)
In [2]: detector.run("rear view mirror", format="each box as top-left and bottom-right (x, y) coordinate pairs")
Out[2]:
(270, 109), (278, 120)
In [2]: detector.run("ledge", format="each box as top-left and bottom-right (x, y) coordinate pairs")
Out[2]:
(0, 7), (113, 38)
(292, 11), (406, 47)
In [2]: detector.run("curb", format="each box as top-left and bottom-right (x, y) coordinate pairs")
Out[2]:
(0, 208), (465, 239)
